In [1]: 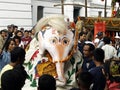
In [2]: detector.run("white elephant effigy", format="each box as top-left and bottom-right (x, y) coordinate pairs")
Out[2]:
(23, 15), (83, 90)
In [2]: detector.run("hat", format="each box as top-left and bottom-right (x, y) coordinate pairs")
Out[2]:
(97, 32), (103, 36)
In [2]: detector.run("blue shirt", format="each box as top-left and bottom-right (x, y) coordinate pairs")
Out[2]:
(0, 51), (11, 71)
(82, 57), (96, 72)
(89, 66), (106, 90)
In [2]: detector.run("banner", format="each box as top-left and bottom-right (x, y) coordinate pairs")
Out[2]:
(94, 21), (106, 38)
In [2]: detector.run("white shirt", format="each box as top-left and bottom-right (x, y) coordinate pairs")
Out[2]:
(102, 44), (117, 61)
(94, 38), (100, 44)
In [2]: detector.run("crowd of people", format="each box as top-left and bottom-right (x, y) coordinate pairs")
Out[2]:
(0, 15), (120, 90)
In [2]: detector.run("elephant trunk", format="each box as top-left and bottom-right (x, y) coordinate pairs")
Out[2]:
(55, 62), (66, 86)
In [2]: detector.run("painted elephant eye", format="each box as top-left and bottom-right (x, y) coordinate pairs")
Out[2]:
(62, 37), (69, 46)
(50, 37), (58, 44)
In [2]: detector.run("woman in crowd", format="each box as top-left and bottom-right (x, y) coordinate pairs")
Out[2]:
(0, 38), (16, 71)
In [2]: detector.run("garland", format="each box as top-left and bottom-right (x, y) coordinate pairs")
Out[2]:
(84, 17), (120, 27)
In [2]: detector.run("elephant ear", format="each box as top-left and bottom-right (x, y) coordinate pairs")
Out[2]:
(38, 31), (45, 55)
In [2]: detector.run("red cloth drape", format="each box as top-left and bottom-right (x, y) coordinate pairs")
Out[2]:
(94, 21), (106, 39)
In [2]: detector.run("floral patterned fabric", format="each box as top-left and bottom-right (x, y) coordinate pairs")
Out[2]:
(23, 48), (83, 90)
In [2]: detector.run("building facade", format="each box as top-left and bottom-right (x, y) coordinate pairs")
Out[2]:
(32, 0), (112, 25)
(0, 0), (32, 30)
(0, 0), (113, 30)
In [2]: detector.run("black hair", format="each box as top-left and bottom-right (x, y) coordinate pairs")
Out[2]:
(15, 30), (23, 37)
(20, 27), (24, 30)
(13, 25), (18, 29)
(76, 71), (93, 89)
(38, 74), (56, 90)
(79, 31), (87, 37)
(13, 36), (21, 43)
(0, 29), (7, 34)
(1, 64), (28, 90)
(10, 47), (25, 64)
(97, 32), (103, 37)
(83, 43), (95, 52)
(93, 48), (104, 63)
(24, 30), (29, 33)
(4, 38), (15, 52)
(103, 36), (111, 44)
